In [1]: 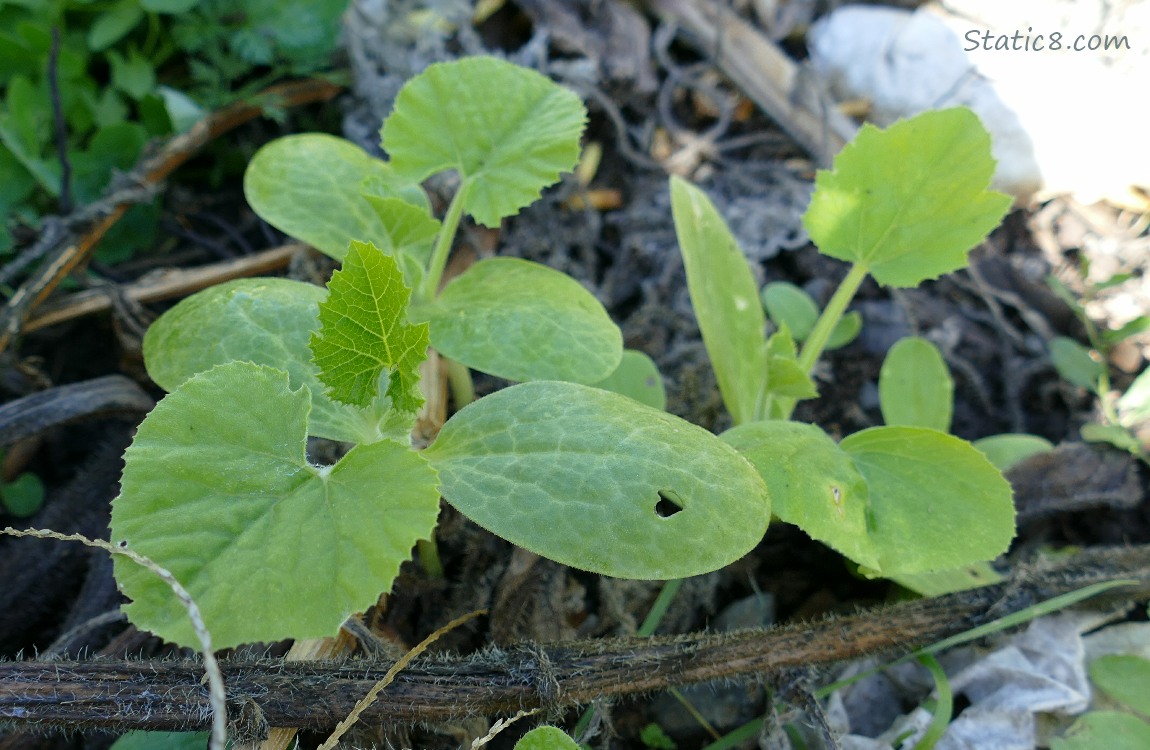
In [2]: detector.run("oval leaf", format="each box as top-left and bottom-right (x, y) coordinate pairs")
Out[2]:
(419, 257), (622, 383)
(111, 362), (441, 649)
(143, 278), (409, 444)
(803, 108), (1012, 287)
(244, 133), (428, 261)
(1049, 335), (1104, 390)
(671, 176), (769, 424)
(762, 282), (818, 341)
(425, 381), (771, 579)
(382, 57), (586, 227)
(840, 426), (1015, 574)
(515, 727), (581, 750)
(723, 421), (877, 570)
(1090, 655), (1150, 716)
(592, 349), (666, 410)
(973, 433), (1054, 471)
(879, 336), (954, 431)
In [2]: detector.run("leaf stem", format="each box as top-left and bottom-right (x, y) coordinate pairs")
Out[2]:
(421, 179), (470, 301)
(797, 263), (868, 376)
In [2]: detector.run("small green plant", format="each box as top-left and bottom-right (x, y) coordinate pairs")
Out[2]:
(1051, 653), (1150, 750)
(109, 59), (1017, 652)
(1047, 265), (1150, 462)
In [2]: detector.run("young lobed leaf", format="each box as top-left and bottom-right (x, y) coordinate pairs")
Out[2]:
(243, 133), (428, 261)
(878, 336), (954, 432)
(803, 108), (1012, 287)
(424, 381), (771, 579)
(670, 175), (769, 424)
(414, 257), (623, 384)
(381, 56), (587, 228)
(765, 325), (818, 400)
(310, 241), (429, 411)
(143, 278), (412, 444)
(111, 361), (441, 649)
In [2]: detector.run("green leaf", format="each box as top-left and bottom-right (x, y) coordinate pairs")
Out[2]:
(827, 310), (862, 350)
(1103, 315), (1150, 346)
(111, 362), (441, 649)
(803, 108), (1012, 287)
(1050, 336), (1104, 390)
(1052, 712), (1150, 750)
(140, 0), (200, 12)
(879, 336), (954, 431)
(87, 0), (144, 51)
(382, 56), (587, 227)
(840, 426), (1015, 574)
(111, 731), (210, 750)
(762, 282), (818, 340)
(723, 421), (878, 570)
(765, 326), (818, 399)
(361, 194), (440, 288)
(244, 134), (428, 261)
(1081, 423), (1143, 455)
(1090, 655), (1150, 716)
(107, 48), (156, 100)
(310, 241), (429, 411)
(515, 726), (581, 750)
(1118, 366), (1150, 426)
(670, 176), (769, 424)
(143, 278), (411, 444)
(973, 433), (1054, 471)
(592, 349), (666, 410)
(0, 471), (44, 517)
(890, 562), (1003, 597)
(425, 381), (771, 579)
(417, 258), (622, 384)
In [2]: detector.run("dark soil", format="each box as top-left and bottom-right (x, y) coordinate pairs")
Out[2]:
(2, 2), (1148, 749)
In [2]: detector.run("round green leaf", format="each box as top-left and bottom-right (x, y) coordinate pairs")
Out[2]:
(111, 362), (441, 649)
(1052, 712), (1150, 750)
(762, 281), (818, 340)
(592, 349), (666, 410)
(244, 134), (428, 261)
(381, 57), (586, 227)
(425, 381), (771, 579)
(143, 278), (407, 444)
(803, 108), (1012, 287)
(840, 426), (1015, 574)
(420, 258), (623, 384)
(515, 727), (581, 750)
(973, 433), (1054, 471)
(722, 421), (877, 570)
(879, 336), (954, 431)
(1090, 655), (1150, 716)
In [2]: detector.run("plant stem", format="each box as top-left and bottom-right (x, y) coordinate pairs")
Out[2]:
(445, 358), (476, 409)
(420, 179), (470, 301)
(797, 263), (868, 376)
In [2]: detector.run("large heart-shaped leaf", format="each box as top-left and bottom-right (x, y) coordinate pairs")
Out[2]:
(381, 56), (586, 227)
(111, 362), (440, 649)
(425, 381), (770, 579)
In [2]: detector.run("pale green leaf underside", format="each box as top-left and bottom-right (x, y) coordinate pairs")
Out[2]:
(725, 423), (1015, 575)
(381, 56), (586, 227)
(592, 349), (666, 410)
(879, 336), (954, 431)
(425, 381), (771, 579)
(722, 421), (878, 570)
(841, 426), (1015, 574)
(890, 562), (1004, 597)
(419, 257), (622, 384)
(111, 362), (440, 649)
(243, 133), (428, 261)
(803, 108), (1012, 287)
(143, 278), (406, 444)
(310, 241), (429, 410)
(670, 176), (769, 424)
(515, 727), (581, 750)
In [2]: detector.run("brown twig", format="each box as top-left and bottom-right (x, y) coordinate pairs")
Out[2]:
(1, 545), (1147, 736)
(0, 78), (343, 353)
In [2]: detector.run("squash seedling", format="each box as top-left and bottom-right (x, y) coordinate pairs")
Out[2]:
(111, 57), (769, 650)
(675, 108), (1019, 580)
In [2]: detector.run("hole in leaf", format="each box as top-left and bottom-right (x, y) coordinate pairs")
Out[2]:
(654, 491), (684, 518)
